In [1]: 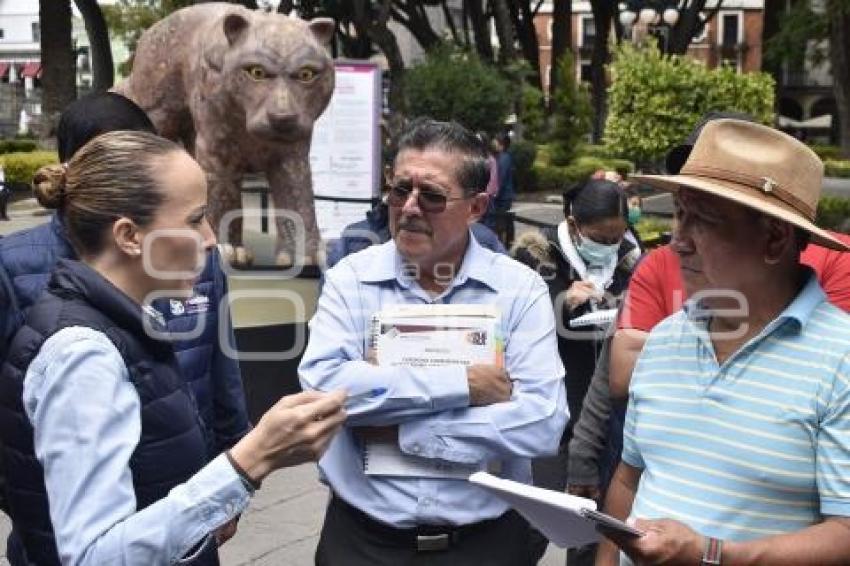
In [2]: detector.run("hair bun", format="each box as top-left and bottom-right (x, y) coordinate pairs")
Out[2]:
(32, 163), (68, 209)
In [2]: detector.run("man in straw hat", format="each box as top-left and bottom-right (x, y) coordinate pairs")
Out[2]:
(596, 119), (850, 565)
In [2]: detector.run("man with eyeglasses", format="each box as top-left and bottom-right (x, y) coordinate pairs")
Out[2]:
(299, 118), (567, 565)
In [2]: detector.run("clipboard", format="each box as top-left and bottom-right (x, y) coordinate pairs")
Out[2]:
(469, 472), (644, 548)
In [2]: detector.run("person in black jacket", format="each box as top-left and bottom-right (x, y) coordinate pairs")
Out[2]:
(512, 178), (640, 565)
(0, 130), (346, 566)
(0, 94), (252, 536)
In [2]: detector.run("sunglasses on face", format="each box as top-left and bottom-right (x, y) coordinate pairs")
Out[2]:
(387, 179), (470, 213)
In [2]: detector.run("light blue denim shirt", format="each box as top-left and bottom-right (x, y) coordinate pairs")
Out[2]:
(23, 326), (252, 565)
(299, 232), (567, 527)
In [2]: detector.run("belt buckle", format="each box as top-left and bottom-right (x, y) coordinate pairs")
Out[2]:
(416, 533), (450, 552)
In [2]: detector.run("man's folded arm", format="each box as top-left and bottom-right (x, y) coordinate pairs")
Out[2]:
(396, 289), (567, 464)
(298, 269), (470, 426)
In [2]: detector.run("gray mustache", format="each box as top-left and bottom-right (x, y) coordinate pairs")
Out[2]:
(398, 222), (431, 234)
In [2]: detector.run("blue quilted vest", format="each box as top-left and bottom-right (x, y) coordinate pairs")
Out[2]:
(0, 259), (217, 565)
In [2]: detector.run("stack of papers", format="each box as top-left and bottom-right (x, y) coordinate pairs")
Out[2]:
(469, 472), (643, 548)
(363, 304), (502, 479)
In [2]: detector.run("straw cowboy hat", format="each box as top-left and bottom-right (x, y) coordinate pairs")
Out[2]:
(633, 118), (850, 252)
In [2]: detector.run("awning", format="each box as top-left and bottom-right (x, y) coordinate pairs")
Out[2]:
(0, 63), (9, 79)
(20, 62), (41, 79)
(778, 114), (832, 129)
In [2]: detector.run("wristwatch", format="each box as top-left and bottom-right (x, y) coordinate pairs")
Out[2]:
(701, 536), (723, 565)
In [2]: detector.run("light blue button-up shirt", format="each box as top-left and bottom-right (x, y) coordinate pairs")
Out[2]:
(299, 233), (567, 527)
(23, 326), (252, 565)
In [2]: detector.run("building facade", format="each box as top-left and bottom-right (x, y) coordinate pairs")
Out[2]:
(534, 0), (765, 95)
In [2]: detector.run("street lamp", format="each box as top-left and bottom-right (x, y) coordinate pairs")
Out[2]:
(618, 0), (681, 50)
(619, 1), (680, 31)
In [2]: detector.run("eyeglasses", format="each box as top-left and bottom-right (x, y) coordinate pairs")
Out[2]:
(387, 179), (470, 213)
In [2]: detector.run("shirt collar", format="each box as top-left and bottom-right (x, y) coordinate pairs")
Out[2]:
(358, 229), (496, 292)
(683, 267), (825, 331)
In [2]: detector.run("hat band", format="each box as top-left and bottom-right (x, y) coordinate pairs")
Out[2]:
(681, 164), (814, 220)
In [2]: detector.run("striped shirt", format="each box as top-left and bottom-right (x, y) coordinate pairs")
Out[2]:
(622, 273), (850, 547)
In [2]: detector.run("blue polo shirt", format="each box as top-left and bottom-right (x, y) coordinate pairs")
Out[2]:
(623, 272), (850, 543)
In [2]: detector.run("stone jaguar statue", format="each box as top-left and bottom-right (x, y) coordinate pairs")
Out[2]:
(115, 3), (335, 266)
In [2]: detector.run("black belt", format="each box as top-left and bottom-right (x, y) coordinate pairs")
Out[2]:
(331, 495), (509, 552)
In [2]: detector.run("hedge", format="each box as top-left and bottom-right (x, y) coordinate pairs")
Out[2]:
(824, 159), (850, 178)
(0, 139), (38, 154)
(0, 151), (59, 187)
(525, 156), (635, 192)
(817, 196), (850, 232)
(810, 144), (844, 161)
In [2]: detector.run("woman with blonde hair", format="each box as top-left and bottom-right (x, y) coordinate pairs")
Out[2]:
(0, 131), (345, 565)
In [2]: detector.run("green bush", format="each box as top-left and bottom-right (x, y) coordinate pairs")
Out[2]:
(550, 51), (592, 166)
(635, 216), (673, 244)
(810, 144), (843, 161)
(605, 43), (775, 168)
(519, 84), (547, 142)
(824, 159), (850, 178)
(817, 196), (850, 231)
(0, 139), (38, 154)
(576, 144), (614, 159)
(0, 151), (58, 186)
(510, 139), (538, 192)
(404, 43), (513, 134)
(525, 155), (635, 192)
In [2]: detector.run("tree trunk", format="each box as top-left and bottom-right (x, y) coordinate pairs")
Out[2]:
(508, 1), (542, 85)
(549, 0), (571, 108)
(40, 0), (76, 138)
(589, 0), (613, 142)
(353, 0), (405, 114)
(391, 1), (441, 52)
(73, 0), (114, 92)
(667, 0), (721, 55)
(468, 0), (495, 62)
(492, 0), (517, 63)
(830, 1), (850, 156)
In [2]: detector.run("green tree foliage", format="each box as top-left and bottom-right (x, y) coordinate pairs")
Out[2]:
(102, 0), (192, 73)
(764, 0), (828, 68)
(403, 43), (512, 134)
(605, 43), (775, 168)
(549, 50), (592, 166)
(519, 84), (547, 142)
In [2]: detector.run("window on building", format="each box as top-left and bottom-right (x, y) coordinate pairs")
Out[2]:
(0, 29), (5, 40)
(579, 62), (592, 83)
(721, 13), (740, 47)
(581, 16), (596, 47)
(32, 22), (40, 43)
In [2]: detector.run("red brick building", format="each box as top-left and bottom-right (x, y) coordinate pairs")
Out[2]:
(534, 0), (765, 96)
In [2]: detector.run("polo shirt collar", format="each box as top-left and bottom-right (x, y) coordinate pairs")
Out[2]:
(682, 267), (825, 331)
(773, 268), (825, 330)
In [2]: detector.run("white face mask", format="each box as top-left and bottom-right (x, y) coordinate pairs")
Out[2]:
(575, 230), (621, 266)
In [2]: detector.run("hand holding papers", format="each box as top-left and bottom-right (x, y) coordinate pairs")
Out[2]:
(468, 472), (643, 548)
(361, 304), (503, 479)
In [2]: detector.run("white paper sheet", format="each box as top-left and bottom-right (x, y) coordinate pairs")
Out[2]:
(468, 472), (643, 548)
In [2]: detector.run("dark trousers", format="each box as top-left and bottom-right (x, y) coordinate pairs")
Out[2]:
(0, 186), (9, 220)
(316, 496), (535, 566)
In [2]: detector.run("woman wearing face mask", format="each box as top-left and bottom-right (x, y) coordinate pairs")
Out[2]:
(512, 177), (640, 565)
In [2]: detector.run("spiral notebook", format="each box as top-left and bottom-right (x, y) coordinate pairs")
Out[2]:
(569, 308), (618, 328)
(362, 304), (502, 479)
